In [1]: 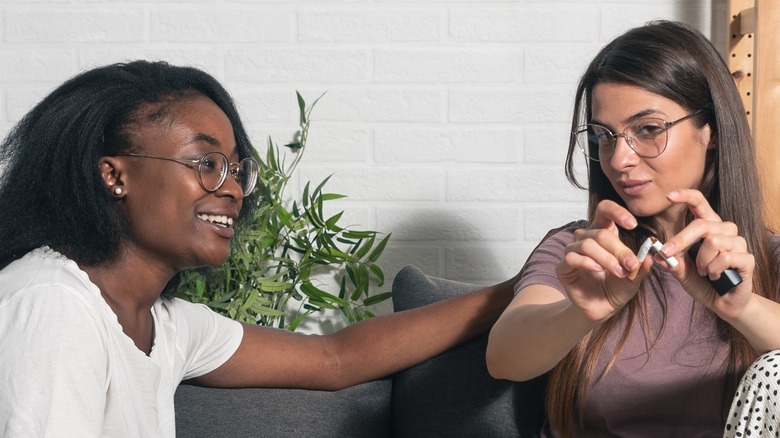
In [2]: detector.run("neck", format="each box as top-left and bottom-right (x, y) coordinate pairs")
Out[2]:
(82, 255), (173, 356)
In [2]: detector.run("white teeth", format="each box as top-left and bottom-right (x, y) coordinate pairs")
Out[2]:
(198, 214), (234, 227)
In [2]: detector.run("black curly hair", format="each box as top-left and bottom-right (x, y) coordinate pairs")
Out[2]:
(0, 60), (257, 271)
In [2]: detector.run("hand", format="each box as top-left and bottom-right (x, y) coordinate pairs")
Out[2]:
(657, 189), (754, 320)
(556, 200), (653, 323)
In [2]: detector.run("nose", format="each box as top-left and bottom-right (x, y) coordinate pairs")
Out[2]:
(606, 135), (639, 169)
(215, 168), (244, 201)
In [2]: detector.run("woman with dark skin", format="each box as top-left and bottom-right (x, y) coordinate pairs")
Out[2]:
(0, 61), (515, 436)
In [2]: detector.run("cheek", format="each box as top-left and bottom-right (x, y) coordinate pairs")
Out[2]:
(653, 148), (708, 189)
(599, 161), (619, 184)
(128, 175), (199, 232)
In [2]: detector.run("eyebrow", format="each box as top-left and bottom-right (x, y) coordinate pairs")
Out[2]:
(590, 109), (666, 128)
(186, 133), (239, 157)
(188, 133), (221, 148)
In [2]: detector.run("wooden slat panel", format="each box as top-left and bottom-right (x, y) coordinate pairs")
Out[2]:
(727, 0), (755, 128)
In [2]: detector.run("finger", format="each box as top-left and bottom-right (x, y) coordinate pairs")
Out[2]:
(660, 219), (740, 266)
(592, 199), (638, 231)
(666, 189), (721, 222)
(560, 250), (605, 274)
(572, 230), (638, 278)
(686, 234), (747, 277)
(704, 251), (753, 282)
(628, 250), (655, 280)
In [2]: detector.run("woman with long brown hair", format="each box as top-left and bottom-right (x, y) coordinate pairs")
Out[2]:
(486, 20), (780, 437)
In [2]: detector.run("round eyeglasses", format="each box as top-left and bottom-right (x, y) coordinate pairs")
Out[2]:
(115, 151), (259, 196)
(573, 109), (704, 162)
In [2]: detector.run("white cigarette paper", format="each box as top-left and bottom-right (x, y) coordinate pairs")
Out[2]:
(649, 238), (678, 267)
(634, 237), (679, 268)
(637, 237), (654, 262)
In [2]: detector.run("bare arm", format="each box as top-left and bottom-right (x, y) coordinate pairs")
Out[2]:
(193, 274), (517, 390)
(486, 202), (651, 382)
(486, 284), (598, 381)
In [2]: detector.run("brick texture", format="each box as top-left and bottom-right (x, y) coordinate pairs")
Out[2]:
(0, 0), (722, 329)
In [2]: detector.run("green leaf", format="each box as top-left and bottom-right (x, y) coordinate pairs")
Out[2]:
(354, 235), (375, 260)
(322, 193), (347, 201)
(369, 264), (385, 286)
(259, 281), (294, 292)
(368, 233), (391, 262)
(363, 292), (393, 306)
(300, 282), (348, 306)
(342, 230), (376, 239)
(296, 91), (306, 125)
(325, 212), (345, 232)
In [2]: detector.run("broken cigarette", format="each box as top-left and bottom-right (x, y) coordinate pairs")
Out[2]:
(628, 236), (678, 280)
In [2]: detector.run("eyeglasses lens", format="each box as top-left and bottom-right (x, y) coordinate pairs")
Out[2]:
(198, 152), (228, 192)
(238, 159), (258, 196)
(197, 152), (258, 195)
(575, 119), (667, 161)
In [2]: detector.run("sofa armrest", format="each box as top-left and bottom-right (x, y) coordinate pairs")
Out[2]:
(390, 265), (547, 438)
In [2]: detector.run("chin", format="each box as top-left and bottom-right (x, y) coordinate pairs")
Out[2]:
(208, 250), (231, 267)
(623, 201), (663, 219)
(192, 244), (232, 268)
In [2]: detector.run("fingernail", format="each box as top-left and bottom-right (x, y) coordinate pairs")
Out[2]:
(660, 243), (675, 255)
(624, 215), (637, 229)
(667, 191), (679, 199)
(615, 264), (627, 278)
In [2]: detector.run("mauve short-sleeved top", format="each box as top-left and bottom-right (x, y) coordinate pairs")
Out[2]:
(515, 221), (780, 438)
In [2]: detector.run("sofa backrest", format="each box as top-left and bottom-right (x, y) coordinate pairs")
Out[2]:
(390, 265), (547, 438)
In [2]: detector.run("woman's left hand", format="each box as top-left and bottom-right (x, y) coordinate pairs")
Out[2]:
(657, 189), (754, 320)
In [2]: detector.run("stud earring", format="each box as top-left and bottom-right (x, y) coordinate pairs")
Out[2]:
(114, 187), (123, 195)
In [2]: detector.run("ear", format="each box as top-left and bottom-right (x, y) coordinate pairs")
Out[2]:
(700, 124), (715, 151)
(99, 156), (126, 198)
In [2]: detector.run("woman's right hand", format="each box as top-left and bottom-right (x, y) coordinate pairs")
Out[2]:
(555, 200), (651, 323)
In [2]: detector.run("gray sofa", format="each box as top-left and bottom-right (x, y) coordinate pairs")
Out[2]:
(174, 265), (547, 437)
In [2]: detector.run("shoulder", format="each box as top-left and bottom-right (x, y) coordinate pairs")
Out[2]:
(154, 298), (243, 380)
(1, 247), (96, 292)
(512, 220), (586, 295)
(0, 247), (104, 313)
(0, 247), (113, 354)
(530, 220), (586, 259)
(155, 297), (238, 328)
(0, 250), (111, 379)
(153, 298), (242, 352)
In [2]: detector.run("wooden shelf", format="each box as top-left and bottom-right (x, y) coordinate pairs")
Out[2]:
(728, 0), (780, 231)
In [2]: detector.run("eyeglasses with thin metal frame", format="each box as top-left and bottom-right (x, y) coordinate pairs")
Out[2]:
(573, 109), (704, 162)
(115, 151), (259, 196)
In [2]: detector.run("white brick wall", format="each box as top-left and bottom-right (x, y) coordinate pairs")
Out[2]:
(0, 0), (727, 328)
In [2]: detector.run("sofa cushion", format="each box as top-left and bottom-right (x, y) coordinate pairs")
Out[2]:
(391, 265), (547, 438)
(174, 376), (392, 437)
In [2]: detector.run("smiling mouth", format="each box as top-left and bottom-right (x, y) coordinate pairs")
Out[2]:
(198, 214), (234, 228)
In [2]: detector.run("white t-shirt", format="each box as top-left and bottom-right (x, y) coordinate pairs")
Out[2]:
(0, 247), (244, 437)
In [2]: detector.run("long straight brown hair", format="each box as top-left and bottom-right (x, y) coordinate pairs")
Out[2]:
(551, 20), (780, 436)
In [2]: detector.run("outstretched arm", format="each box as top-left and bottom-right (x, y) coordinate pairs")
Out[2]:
(193, 273), (518, 390)
(486, 284), (599, 382)
(487, 201), (651, 382)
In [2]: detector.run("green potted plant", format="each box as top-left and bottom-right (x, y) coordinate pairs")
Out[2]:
(176, 92), (392, 331)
